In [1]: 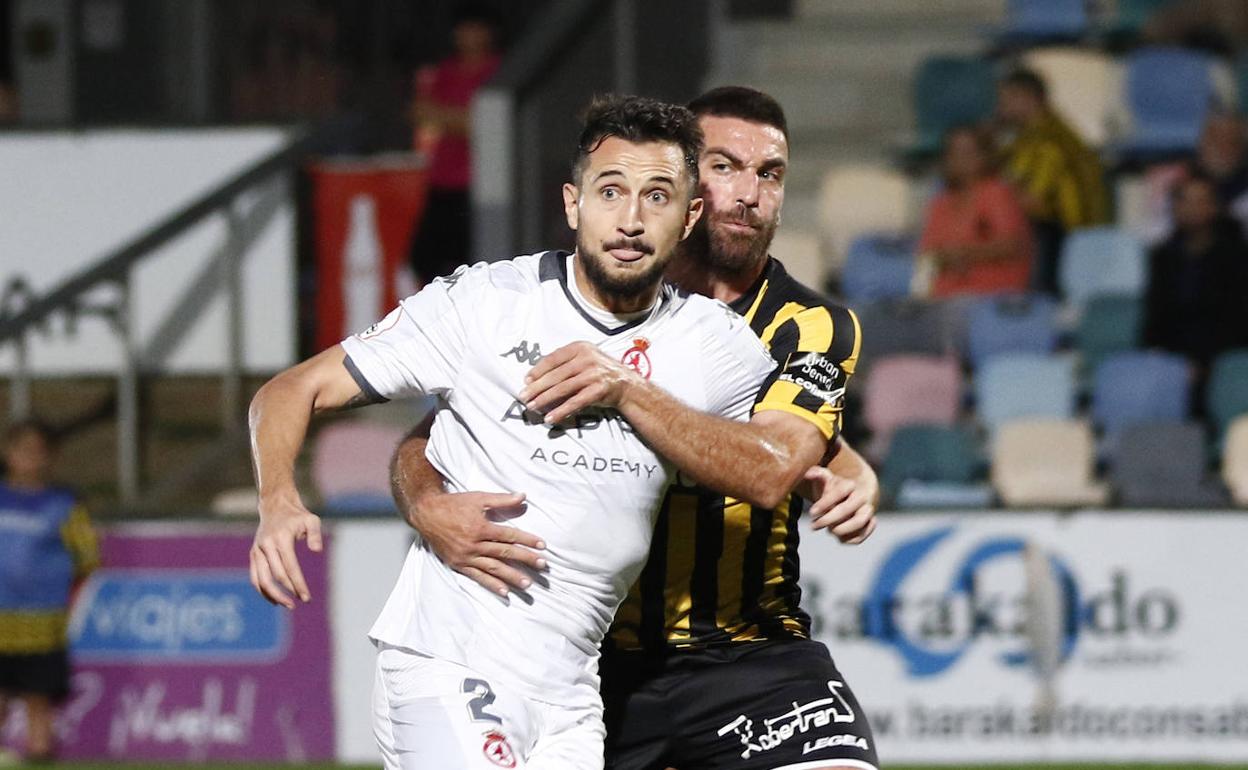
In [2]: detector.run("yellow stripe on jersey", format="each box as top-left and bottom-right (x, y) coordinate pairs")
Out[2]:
(742, 279), (770, 325)
(0, 611), (68, 654)
(664, 494), (698, 643)
(62, 504), (99, 577)
(758, 302), (805, 348)
(715, 498), (754, 635)
(793, 305), (834, 353)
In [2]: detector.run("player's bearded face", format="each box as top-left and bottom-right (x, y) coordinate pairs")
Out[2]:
(684, 115), (787, 276)
(564, 137), (702, 307)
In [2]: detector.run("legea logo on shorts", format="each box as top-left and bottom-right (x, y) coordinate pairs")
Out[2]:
(70, 570), (290, 663)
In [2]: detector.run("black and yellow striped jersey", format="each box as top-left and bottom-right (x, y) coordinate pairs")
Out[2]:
(608, 257), (861, 652)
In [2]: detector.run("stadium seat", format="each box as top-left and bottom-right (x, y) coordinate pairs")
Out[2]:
(992, 419), (1110, 507)
(1105, 0), (1172, 38)
(910, 56), (997, 157)
(312, 419), (408, 514)
(817, 165), (913, 272)
(1208, 349), (1248, 443)
(1059, 227), (1147, 305)
(1076, 294), (1144, 374)
(1091, 351), (1191, 442)
(841, 233), (916, 302)
(1113, 421), (1227, 508)
(964, 293), (1060, 368)
(975, 353), (1077, 434)
(1222, 416), (1248, 506)
(881, 425), (993, 509)
(992, 0), (1090, 45)
(769, 230), (825, 292)
(1022, 48), (1122, 147)
(1117, 47), (1217, 158)
(863, 355), (962, 458)
(852, 299), (955, 380)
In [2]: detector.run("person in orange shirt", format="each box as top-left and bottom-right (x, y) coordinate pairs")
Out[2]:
(917, 125), (1034, 298)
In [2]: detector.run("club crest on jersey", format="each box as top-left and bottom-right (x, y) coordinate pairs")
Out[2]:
(482, 731), (517, 768)
(621, 337), (652, 379)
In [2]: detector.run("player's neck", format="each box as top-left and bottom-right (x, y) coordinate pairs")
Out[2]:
(667, 255), (767, 306)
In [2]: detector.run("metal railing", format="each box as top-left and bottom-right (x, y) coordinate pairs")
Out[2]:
(0, 119), (355, 506)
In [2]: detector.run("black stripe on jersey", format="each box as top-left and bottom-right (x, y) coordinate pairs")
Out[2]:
(738, 504), (774, 630)
(637, 503), (671, 652)
(780, 492), (808, 623)
(825, 304), (860, 369)
(687, 493), (725, 641)
(539, 250), (660, 337)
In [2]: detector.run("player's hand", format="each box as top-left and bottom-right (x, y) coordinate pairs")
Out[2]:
(804, 466), (877, 545)
(405, 490), (548, 597)
(519, 341), (640, 424)
(251, 493), (323, 609)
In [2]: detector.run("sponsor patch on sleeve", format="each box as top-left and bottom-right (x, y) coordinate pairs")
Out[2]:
(778, 351), (845, 405)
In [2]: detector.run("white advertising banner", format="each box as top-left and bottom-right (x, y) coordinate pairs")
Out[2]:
(798, 512), (1248, 764)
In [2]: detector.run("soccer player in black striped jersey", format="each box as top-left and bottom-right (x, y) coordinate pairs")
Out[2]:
(393, 87), (880, 770)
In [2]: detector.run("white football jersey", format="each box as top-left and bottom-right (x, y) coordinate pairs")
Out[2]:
(340, 251), (776, 708)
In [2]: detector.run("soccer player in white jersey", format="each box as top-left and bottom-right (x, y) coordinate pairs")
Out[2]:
(247, 96), (818, 769)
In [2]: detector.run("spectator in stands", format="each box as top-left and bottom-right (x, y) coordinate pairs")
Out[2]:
(916, 125), (1033, 298)
(1143, 173), (1248, 373)
(0, 420), (98, 764)
(996, 68), (1109, 297)
(408, 4), (501, 286)
(1142, 0), (1248, 56)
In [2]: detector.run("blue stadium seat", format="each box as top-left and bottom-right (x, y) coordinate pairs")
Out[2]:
(1117, 47), (1216, 158)
(1208, 349), (1248, 444)
(965, 293), (1060, 368)
(1091, 351), (1191, 441)
(1076, 294), (1143, 373)
(1113, 421), (1227, 508)
(841, 233), (916, 302)
(1059, 227), (1147, 305)
(995, 0), (1090, 44)
(911, 57), (997, 156)
(975, 353), (1077, 433)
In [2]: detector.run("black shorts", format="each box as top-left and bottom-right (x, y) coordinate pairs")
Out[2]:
(0, 650), (71, 702)
(602, 638), (879, 770)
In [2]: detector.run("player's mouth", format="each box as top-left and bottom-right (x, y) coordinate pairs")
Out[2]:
(718, 219), (760, 235)
(604, 239), (653, 263)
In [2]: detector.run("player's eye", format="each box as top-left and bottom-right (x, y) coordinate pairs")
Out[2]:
(647, 190), (669, 205)
(601, 187), (619, 200)
(712, 162), (730, 173)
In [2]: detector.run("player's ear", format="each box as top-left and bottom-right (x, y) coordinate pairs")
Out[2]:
(562, 183), (580, 230)
(681, 195), (704, 240)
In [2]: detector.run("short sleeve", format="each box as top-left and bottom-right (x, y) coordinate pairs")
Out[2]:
(339, 265), (479, 400)
(752, 304), (861, 442)
(700, 301), (778, 422)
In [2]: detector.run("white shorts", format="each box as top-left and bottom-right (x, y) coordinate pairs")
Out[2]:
(372, 644), (605, 770)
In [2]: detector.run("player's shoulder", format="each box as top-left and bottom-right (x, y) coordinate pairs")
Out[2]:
(763, 258), (862, 357)
(673, 287), (774, 368)
(416, 252), (550, 300)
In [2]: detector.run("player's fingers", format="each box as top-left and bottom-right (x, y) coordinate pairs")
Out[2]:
(541, 375), (604, 424)
(474, 491), (528, 512)
(304, 514), (323, 553)
(841, 515), (878, 545)
(833, 505), (876, 541)
(481, 539), (548, 572)
(248, 549), (263, 596)
(253, 549), (293, 609)
(808, 482), (853, 519)
(523, 365), (593, 414)
(260, 538), (301, 602)
(524, 343), (581, 382)
(468, 557), (529, 596)
(460, 565), (510, 599)
(820, 490), (867, 529)
(481, 521), (546, 553)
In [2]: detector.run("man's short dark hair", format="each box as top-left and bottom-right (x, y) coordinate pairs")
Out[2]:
(1002, 68), (1049, 101)
(572, 95), (703, 193)
(3, 418), (57, 449)
(452, 2), (499, 29)
(687, 86), (789, 141)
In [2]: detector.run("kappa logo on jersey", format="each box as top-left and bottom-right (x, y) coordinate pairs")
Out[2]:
(500, 340), (544, 366)
(716, 680), (858, 760)
(482, 731), (517, 768)
(621, 337), (652, 379)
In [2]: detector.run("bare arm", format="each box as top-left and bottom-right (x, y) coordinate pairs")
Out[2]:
(390, 425), (547, 597)
(248, 345), (374, 608)
(520, 342), (823, 510)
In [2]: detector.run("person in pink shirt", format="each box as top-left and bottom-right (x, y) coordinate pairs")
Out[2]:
(409, 5), (502, 285)
(917, 125), (1034, 298)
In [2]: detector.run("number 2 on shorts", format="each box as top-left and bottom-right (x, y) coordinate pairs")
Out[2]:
(462, 678), (502, 724)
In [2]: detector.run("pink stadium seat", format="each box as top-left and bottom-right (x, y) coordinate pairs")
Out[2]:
(312, 419), (409, 506)
(863, 355), (962, 458)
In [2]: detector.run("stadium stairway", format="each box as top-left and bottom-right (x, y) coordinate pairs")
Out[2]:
(707, 0), (1004, 276)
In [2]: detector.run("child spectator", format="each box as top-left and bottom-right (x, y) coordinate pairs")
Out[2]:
(0, 420), (98, 764)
